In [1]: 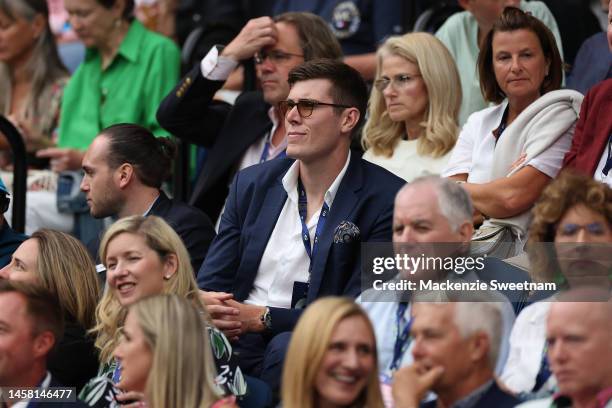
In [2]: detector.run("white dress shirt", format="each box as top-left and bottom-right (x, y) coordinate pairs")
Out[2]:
(245, 152), (351, 308)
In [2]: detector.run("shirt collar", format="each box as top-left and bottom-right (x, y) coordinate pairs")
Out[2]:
(267, 106), (280, 131)
(282, 150), (351, 209)
(552, 387), (612, 408)
(143, 191), (162, 216)
(450, 379), (494, 408)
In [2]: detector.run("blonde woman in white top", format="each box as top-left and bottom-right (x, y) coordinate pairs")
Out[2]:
(362, 32), (461, 182)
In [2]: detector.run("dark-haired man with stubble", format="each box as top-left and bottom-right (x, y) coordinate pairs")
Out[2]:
(80, 123), (215, 272)
(198, 59), (404, 387)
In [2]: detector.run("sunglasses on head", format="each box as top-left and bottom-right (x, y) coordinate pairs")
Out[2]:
(277, 99), (352, 118)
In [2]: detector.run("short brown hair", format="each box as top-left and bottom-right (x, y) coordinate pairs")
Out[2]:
(0, 280), (64, 343)
(477, 7), (562, 104)
(274, 12), (343, 62)
(288, 59), (368, 132)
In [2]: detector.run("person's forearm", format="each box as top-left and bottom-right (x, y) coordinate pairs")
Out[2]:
(463, 181), (520, 218)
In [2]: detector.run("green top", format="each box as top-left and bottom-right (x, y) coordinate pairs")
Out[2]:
(435, 0), (563, 126)
(58, 20), (180, 149)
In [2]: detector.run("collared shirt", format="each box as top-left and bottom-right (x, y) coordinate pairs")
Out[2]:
(237, 106), (287, 171)
(550, 387), (612, 408)
(58, 20), (180, 149)
(244, 151), (351, 308)
(11, 371), (51, 408)
(450, 380), (494, 408)
(501, 299), (554, 394)
(142, 192), (161, 216)
(358, 270), (515, 377)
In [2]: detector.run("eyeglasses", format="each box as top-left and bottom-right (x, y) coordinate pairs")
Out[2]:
(556, 222), (608, 237)
(278, 99), (352, 118)
(254, 49), (304, 65)
(374, 74), (422, 92)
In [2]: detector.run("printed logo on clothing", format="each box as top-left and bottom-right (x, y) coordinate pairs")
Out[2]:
(330, 1), (361, 39)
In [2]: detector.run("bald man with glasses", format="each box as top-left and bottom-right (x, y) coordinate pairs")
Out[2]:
(196, 59), (404, 391)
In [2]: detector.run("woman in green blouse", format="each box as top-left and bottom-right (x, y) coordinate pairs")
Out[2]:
(36, 0), (180, 172)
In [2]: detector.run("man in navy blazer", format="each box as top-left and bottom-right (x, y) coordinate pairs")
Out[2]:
(81, 124), (215, 273)
(198, 60), (404, 382)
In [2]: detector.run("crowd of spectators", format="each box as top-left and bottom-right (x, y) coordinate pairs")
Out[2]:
(0, 0), (611, 407)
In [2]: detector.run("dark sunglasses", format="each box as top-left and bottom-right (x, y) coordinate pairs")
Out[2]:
(556, 222), (608, 237)
(254, 49), (303, 65)
(278, 99), (352, 118)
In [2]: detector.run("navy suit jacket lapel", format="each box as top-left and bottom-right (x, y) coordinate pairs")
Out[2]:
(308, 155), (363, 300)
(238, 175), (287, 295)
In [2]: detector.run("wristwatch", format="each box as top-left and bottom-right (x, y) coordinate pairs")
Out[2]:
(260, 307), (272, 331)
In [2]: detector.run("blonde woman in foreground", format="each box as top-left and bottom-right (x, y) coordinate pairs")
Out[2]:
(282, 297), (384, 408)
(115, 294), (235, 407)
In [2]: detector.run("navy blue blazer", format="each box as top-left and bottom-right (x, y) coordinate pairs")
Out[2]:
(421, 381), (520, 408)
(198, 154), (405, 335)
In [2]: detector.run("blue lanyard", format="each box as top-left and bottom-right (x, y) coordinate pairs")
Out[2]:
(533, 344), (551, 392)
(297, 179), (329, 274)
(602, 134), (612, 176)
(389, 302), (412, 371)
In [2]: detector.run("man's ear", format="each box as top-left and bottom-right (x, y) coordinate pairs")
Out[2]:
(458, 220), (474, 243)
(32, 331), (55, 360)
(340, 108), (360, 134)
(467, 332), (491, 364)
(117, 163), (134, 189)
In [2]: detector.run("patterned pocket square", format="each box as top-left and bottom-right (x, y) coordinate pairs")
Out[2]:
(333, 221), (361, 244)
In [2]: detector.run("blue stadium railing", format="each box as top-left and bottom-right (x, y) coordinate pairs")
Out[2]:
(0, 115), (26, 233)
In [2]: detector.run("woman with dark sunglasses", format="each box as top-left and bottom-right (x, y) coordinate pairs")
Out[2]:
(500, 171), (612, 398)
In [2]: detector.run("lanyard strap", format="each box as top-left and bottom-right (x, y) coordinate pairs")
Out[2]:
(533, 344), (551, 392)
(602, 134), (612, 176)
(389, 301), (412, 371)
(297, 179), (329, 274)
